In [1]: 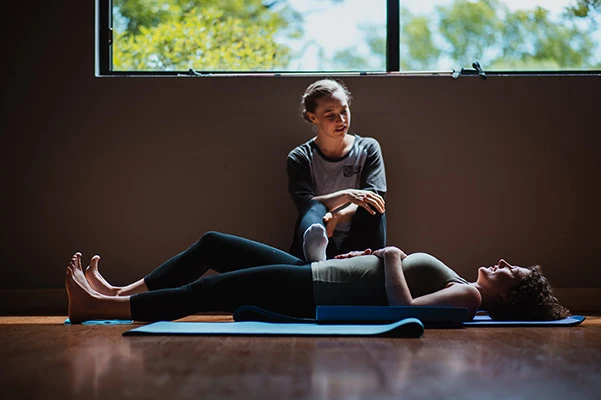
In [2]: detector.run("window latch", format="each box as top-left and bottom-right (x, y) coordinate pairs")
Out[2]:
(452, 61), (487, 80)
(185, 68), (213, 77)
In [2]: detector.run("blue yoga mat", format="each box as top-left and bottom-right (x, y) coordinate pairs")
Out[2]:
(123, 319), (425, 338)
(464, 314), (585, 327)
(233, 305), (467, 327)
(233, 305), (585, 328)
(64, 318), (134, 325)
(316, 305), (468, 326)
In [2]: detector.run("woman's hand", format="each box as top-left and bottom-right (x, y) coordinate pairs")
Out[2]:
(312, 189), (385, 216)
(344, 189), (385, 215)
(372, 246), (407, 260)
(323, 203), (358, 237)
(334, 249), (373, 259)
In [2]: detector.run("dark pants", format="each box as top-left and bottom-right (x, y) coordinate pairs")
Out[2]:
(130, 232), (315, 321)
(289, 200), (387, 260)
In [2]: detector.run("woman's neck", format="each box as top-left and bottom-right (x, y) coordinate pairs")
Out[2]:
(470, 282), (501, 310)
(314, 134), (354, 158)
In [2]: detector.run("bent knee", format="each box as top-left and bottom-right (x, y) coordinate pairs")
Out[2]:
(302, 200), (327, 214)
(197, 231), (226, 246)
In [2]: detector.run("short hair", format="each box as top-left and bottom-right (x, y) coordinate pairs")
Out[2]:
(487, 265), (570, 321)
(300, 79), (352, 122)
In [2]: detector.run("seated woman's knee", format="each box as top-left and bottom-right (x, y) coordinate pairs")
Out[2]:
(198, 231), (224, 247)
(304, 200), (327, 214)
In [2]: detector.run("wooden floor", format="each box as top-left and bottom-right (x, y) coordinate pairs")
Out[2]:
(1, 315), (600, 400)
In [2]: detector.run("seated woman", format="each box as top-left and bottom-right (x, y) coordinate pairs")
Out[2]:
(66, 231), (569, 323)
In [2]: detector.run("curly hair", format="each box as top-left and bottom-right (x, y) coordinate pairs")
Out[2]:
(300, 79), (352, 123)
(487, 265), (570, 321)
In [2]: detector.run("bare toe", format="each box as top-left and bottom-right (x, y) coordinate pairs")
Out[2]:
(75, 253), (84, 272)
(89, 255), (100, 272)
(84, 255), (117, 296)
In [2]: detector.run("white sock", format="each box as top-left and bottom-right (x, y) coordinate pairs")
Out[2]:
(303, 223), (328, 262)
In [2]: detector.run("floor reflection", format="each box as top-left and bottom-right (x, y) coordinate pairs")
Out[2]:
(54, 324), (601, 400)
(310, 339), (425, 398)
(67, 333), (145, 399)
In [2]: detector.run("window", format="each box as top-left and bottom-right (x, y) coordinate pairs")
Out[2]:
(96, 0), (601, 75)
(400, 0), (601, 72)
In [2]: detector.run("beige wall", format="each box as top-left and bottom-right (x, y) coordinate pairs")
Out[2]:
(1, 2), (600, 292)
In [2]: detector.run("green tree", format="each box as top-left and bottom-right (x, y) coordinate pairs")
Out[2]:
(329, 0), (599, 71)
(114, 8), (289, 70)
(330, 6), (442, 71)
(565, 0), (601, 18)
(400, 8), (441, 71)
(113, 0), (302, 71)
(113, 0), (301, 36)
(331, 22), (386, 71)
(113, 0), (600, 72)
(495, 6), (596, 70)
(437, 0), (597, 70)
(436, 0), (505, 66)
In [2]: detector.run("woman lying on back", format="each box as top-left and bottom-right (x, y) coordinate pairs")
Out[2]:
(65, 231), (569, 323)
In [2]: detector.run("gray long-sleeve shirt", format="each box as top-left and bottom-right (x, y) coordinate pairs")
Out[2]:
(288, 133), (386, 207)
(287, 134), (387, 245)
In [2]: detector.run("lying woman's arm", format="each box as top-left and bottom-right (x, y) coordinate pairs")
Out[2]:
(376, 247), (481, 319)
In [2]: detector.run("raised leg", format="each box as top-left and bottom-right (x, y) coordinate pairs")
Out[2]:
(290, 200), (329, 260)
(143, 231), (305, 291)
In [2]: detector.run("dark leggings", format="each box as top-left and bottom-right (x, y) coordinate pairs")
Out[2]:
(130, 232), (315, 322)
(289, 200), (387, 260)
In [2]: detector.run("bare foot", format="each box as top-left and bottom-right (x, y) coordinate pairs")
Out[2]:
(84, 255), (119, 296)
(65, 253), (107, 323)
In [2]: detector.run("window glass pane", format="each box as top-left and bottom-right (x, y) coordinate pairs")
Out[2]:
(282, 0), (386, 71)
(112, 0), (386, 72)
(400, 0), (601, 71)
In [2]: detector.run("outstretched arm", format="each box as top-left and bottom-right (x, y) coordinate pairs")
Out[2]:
(313, 189), (385, 215)
(374, 247), (481, 319)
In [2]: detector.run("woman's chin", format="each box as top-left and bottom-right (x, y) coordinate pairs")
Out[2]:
(476, 267), (487, 281)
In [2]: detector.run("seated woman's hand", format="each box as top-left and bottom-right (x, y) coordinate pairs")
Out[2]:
(323, 204), (356, 237)
(372, 246), (407, 260)
(323, 212), (338, 238)
(344, 189), (385, 215)
(334, 249), (373, 259)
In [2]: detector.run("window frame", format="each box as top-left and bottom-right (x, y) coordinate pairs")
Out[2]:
(95, 0), (601, 77)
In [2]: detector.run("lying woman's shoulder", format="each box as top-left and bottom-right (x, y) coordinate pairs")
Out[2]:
(458, 283), (482, 317)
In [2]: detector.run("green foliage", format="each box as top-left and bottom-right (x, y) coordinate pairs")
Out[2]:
(331, 23), (386, 71)
(400, 8), (441, 71)
(434, 0), (598, 70)
(332, 0), (599, 71)
(497, 7), (595, 70)
(565, 0), (601, 18)
(113, 0), (300, 35)
(437, 0), (504, 64)
(331, 48), (372, 71)
(113, 0), (299, 71)
(113, 0), (600, 72)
